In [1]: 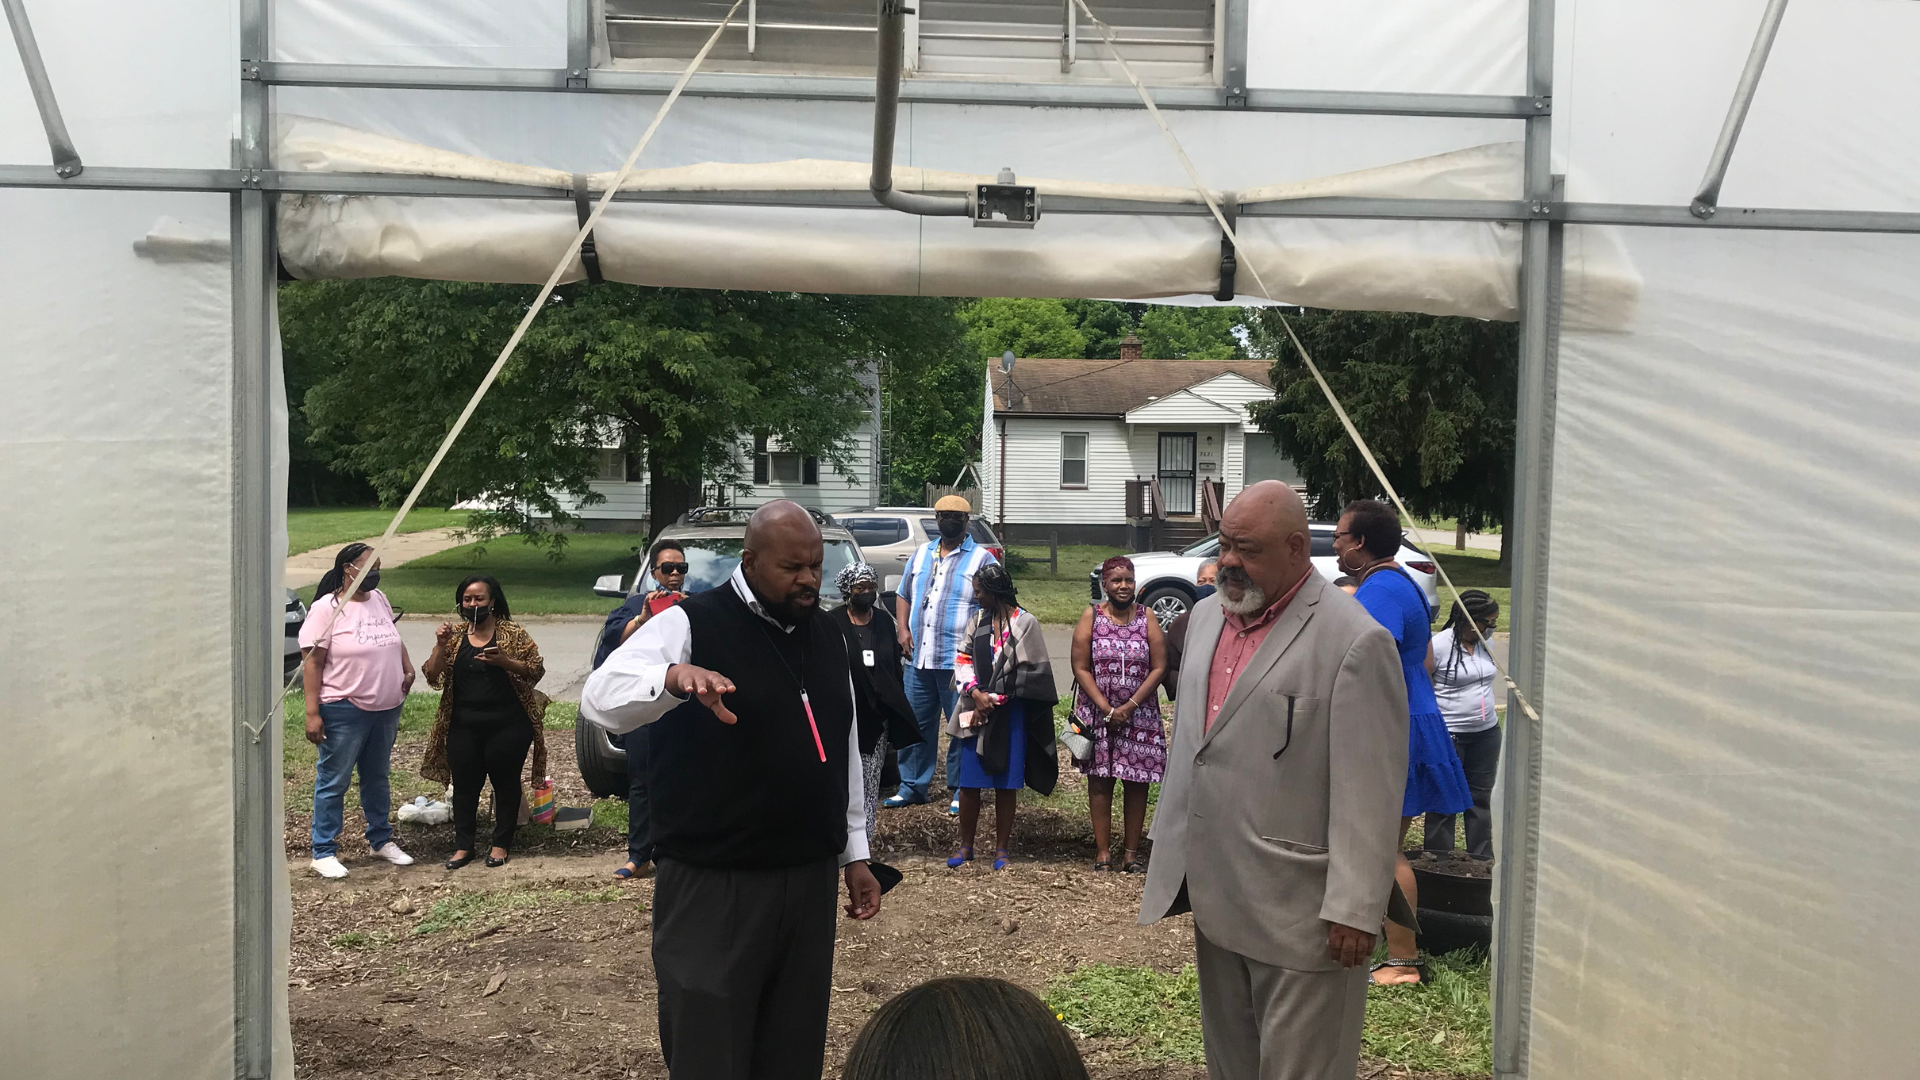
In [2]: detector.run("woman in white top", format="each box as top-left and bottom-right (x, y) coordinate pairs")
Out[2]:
(1423, 590), (1502, 858)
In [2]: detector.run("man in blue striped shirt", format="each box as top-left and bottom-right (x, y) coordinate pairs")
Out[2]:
(885, 495), (999, 812)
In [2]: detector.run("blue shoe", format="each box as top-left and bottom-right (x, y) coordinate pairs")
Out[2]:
(947, 796), (961, 816)
(882, 792), (925, 810)
(993, 848), (1012, 871)
(947, 846), (975, 868)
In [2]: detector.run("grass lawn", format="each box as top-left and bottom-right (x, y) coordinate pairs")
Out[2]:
(1005, 543), (1127, 624)
(287, 506), (467, 556)
(1047, 949), (1491, 1075)
(1431, 548), (1511, 632)
(377, 533), (646, 617)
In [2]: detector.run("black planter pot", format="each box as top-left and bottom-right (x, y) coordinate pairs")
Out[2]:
(1405, 849), (1494, 952)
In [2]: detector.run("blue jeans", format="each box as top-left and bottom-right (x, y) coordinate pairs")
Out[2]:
(310, 699), (402, 858)
(895, 667), (962, 803)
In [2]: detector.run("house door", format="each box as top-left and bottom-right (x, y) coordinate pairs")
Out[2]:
(1158, 432), (1197, 515)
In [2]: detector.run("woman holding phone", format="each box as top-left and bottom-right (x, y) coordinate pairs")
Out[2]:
(421, 574), (548, 869)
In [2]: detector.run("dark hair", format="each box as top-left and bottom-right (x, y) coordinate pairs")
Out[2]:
(1332, 575), (1360, 588)
(974, 563), (1019, 609)
(1437, 589), (1500, 683)
(647, 538), (686, 568)
(842, 977), (1088, 1080)
(454, 574), (512, 621)
(1341, 499), (1403, 559)
(313, 542), (374, 604)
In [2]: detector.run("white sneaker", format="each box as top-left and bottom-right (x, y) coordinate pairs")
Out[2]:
(311, 856), (349, 879)
(371, 842), (414, 866)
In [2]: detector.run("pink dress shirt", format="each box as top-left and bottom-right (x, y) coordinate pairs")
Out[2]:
(1205, 569), (1312, 732)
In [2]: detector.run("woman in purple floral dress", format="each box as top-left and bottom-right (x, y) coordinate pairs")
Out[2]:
(1069, 556), (1168, 873)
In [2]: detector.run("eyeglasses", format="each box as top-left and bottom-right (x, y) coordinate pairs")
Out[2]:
(654, 562), (689, 575)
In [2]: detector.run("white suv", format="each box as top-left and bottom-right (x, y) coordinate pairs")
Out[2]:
(1099, 525), (1441, 627)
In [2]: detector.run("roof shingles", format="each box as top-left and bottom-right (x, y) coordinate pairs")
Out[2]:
(990, 358), (1272, 416)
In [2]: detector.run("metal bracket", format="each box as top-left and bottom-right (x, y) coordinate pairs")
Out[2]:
(571, 173), (605, 283)
(567, 67), (588, 89)
(241, 60), (262, 81)
(1214, 200), (1238, 301)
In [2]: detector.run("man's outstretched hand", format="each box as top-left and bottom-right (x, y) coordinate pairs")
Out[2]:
(665, 663), (738, 724)
(844, 861), (881, 921)
(1327, 923), (1376, 968)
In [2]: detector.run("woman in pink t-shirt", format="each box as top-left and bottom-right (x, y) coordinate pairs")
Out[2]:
(299, 543), (417, 879)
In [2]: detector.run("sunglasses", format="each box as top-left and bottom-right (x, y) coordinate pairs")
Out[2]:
(654, 562), (689, 575)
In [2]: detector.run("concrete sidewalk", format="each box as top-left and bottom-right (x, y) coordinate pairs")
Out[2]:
(286, 527), (469, 588)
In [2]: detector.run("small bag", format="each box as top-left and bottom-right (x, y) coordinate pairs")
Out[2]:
(1059, 691), (1095, 762)
(527, 778), (557, 825)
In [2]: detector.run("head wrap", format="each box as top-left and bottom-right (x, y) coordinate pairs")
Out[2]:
(933, 494), (972, 513)
(973, 562), (1019, 607)
(1098, 554), (1135, 581)
(836, 561), (879, 594)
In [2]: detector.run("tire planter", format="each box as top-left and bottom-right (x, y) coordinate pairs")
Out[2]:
(1406, 849), (1493, 953)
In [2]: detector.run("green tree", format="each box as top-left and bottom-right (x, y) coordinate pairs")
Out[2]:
(1138, 305), (1247, 360)
(957, 297), (1086, 361)
(1062, 299), (1142, 358)
(1246, 309), (1517, 554)
(284, 280), (966, 541)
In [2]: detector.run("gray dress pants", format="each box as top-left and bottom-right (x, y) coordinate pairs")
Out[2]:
(1194, 925), (1368, 1080)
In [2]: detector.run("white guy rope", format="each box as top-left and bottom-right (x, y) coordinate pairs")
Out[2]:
(253, 1), (746, 741)
(1070, 0), (1540, 724)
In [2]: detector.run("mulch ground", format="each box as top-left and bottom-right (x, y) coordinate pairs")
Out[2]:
(289, 731), (1474, 1079)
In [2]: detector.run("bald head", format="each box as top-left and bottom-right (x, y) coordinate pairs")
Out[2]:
(741, 500), (824, 625)
(1215, 481), (1312, 615)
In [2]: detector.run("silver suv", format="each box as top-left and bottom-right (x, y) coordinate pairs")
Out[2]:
(576, 506), (865, 797)
(834, 507), (1003, 595)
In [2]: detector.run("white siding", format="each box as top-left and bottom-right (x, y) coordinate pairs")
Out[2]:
(1223, 424), (1246, 504)
(1126, 423), (1235, 509)
(560, 425), (879, 522)
(1124, 390), (1242, 426)
(991, 417), (1132, 526)
(1185, 372), (1275, 420)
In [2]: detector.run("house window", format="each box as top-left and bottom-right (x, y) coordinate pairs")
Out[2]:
(595, 449), (627, 483)
(1060, 432), (1089, 488)
(754, 437), (819, 486)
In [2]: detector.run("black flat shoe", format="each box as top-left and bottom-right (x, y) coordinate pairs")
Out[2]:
(445, 852), (474, 870)
(485, 853), (509, 868)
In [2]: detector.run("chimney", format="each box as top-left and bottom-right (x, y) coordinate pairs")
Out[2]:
(1119, 334), (1143, 361)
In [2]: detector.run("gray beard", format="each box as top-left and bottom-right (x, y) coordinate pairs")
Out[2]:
(1217, 573), (1268, 616)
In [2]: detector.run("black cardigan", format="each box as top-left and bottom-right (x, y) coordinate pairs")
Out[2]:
(830, 604), (924, 755)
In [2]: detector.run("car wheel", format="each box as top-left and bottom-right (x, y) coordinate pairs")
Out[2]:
(1141, 585), (1192, 629)
(575, 714), (629, 800)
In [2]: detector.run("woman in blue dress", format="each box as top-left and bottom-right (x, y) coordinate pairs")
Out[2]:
(1334, 499), (1472, 986)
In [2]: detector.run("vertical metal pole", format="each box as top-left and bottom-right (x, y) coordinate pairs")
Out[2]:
(233, 0), (277, 1076)
(567, 0), (592, 85)
(747, 0), (757, 57)
(1493, 0), (1558, 1074)
(1690, 0), (1789, 217)
(1060, 0), (1075, 74)
(2, 0), (83, 175)
(1221, 0), (1248, 107)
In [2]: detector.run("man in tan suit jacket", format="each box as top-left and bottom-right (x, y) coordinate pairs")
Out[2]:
(1140, 482), (1409, 1080)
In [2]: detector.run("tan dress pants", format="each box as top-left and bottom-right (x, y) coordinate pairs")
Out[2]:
(1194, 925), (1369, 1080)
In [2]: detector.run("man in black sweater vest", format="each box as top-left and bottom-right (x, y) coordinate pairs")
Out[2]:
(582, 501), (882, 1080)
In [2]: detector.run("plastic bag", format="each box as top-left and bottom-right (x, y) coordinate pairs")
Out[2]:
(397, 795), (452, 825)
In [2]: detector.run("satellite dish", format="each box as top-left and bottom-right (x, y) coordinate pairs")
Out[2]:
(1001, 350), (1015, 372)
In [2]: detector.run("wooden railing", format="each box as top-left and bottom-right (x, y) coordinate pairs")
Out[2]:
(1124, 477), (1166, 521)
(1201, 479), (1223, 533)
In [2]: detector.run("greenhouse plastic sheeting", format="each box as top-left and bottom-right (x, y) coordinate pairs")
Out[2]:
(1533, 225), (1920, 1077)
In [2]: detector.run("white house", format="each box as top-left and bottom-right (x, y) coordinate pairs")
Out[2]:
(559, 370), (884, 529)
(977, 338), (1301, 548)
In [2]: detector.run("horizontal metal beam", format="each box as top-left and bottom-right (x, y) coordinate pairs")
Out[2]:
(257, 61), (1543, 118)
(9, 163), (1920, 234)
(1559, 202), (1920, 234)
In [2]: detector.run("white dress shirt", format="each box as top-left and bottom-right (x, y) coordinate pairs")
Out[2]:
(581, 566), (869, 866)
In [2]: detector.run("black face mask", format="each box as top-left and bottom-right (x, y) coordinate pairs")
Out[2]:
(461, 604), (491, 624)
(848, 592), (876, 613)
(937, 516), (967, 542)
(351, 568), (380, 593)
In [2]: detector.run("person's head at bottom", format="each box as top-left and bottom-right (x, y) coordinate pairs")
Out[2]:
(842, 977), (1089, 1080)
